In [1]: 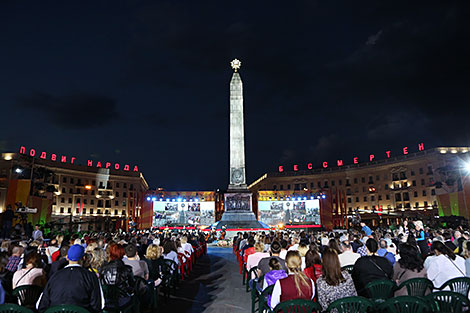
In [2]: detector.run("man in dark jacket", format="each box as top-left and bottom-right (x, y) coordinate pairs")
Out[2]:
(48, 245), (69, 279)
(37, 244), (104, 313)
(351, 238), (393, 297)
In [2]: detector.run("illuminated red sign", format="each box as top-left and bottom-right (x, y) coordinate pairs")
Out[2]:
(279, 143), (425, 172)
(19, 146), (139, 172)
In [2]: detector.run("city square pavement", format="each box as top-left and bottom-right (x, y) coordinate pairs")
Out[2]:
(157, 246), (250, 313)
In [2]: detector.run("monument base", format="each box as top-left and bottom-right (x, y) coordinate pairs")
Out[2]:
(215, 191), (266, 230)
(216, 210), (266, 230)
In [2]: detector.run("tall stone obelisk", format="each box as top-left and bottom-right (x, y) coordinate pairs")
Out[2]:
(228, 59), (247, 190)
(217, 59), (264, 229)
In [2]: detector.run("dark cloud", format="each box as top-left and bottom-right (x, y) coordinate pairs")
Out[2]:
(17, 92), (119, 129)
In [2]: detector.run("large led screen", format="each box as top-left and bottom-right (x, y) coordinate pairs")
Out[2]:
(152, 201), (215, 227)
(258, 199), (321, 226)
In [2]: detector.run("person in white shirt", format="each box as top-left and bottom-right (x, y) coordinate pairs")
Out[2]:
(288, 237), (300, 251)
(297, 244), (309, 271)
(338, 241), (361, 267)
(427, 241), (466, 289)
(180, 236), (194, 256)
(246, 242), (270, 272)
(279, 239), (289, 260)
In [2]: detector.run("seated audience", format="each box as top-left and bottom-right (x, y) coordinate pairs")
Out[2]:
(297, 244), (309, 270)
(279, 239), (288, 260)
(351, 238), (393, 297)
(288, 236), (300, 251)
(317, 248), (357, 311)
(427, 241), (466, 289)
(247, 242), (270, 271)
(258, 241), (287, 276)
(123, 244), (149, 280)
(180, 236), (194, 256)
(12, 251), (46, 289)
(462, 240), (470, 277)
(243, 237), (256, 264)
(37, 244), (104, 313)
(48, 245), (69, 278)
(89, 248), (106, 277)
(100, 243), (136, 307)
(338, 241), (360, 267)
(393, 243), (427, 296)
(303, 249), (322, 282)
(270, 251), (315, 309)
(144, 244), (164, 282)
(162, 240), (180, 270)
(6, 246), (23, 273)
(377, 239), (396, 265)
(263, 258), (288, 307)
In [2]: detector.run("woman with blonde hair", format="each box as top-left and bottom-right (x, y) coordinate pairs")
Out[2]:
(85, 242), (98, 254)
(89, 248), (106, 276)
(415, 221), (429, 257)
(144, 244), (164, 281)
(180, 236), (194, 256)
(270, 251), (315, 309)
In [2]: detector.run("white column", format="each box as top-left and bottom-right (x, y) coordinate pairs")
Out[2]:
(229, 71), (247, 189)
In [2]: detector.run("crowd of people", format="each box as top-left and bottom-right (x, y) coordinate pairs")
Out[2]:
(234, 220), (470, 311)
(0, 227), (206, 312)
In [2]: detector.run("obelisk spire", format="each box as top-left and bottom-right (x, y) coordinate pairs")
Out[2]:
(228, 59), (247, 190)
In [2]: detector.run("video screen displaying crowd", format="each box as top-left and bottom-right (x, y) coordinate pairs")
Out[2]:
(234, 219), (470, 312)
(0, 213), (207, 313)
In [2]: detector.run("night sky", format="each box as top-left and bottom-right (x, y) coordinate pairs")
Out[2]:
(1, 1), (469, 190)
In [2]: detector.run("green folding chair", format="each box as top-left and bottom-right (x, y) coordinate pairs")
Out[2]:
(327, 296), (374, 313)
(251, 279), (260, 313)
(365, 279), (396, 303)
(101, 284), (136, 313)
(44, 305), (90, 313)
(341, 265), (354, 275)
(425, 291), (470, 313)
(243, 263), (248, 286)
(0, 304), (34, 313)
(378, 296), (429, 313)
(439, 277), (470, 297)
(258, 284), (274, 313)
(161, 259), (179, 300)
(12, 285), (43, 310)
(397, 278), (433, 297)
(247, 266), (259, 292)
(273, 299), (322, 313)
(134, 276), (156, 310)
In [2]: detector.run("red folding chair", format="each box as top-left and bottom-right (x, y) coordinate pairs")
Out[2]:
(177, 253), (186, 280)
(184, 251), (193, 272)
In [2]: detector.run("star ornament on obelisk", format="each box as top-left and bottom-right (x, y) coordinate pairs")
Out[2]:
(230, 59), (241, 72)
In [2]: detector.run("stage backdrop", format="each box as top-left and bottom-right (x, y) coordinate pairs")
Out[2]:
(258, 199), (321, 226)
(152, 200), (215, 227)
